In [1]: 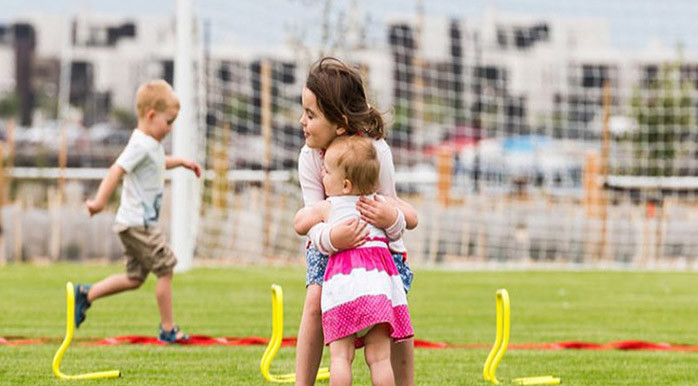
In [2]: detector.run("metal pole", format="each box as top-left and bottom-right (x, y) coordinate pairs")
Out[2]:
(261, 60), (273, 258)
(172, 0), (197, 272)
(599, 81), (611, 262)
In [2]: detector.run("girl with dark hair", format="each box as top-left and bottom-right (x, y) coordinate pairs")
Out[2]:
(295, 57), (418, 386)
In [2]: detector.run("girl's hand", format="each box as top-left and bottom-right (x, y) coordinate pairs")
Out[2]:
(357, 194), (398, 229)
(183, 160), (202, 177)
(330, 217), (369, 251)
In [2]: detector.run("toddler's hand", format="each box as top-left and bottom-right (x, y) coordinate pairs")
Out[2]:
(330, 217), (369, 251)
(183, 160), (202, 177)
(357, 194), (398, 229)
(85, 198), (103, 216)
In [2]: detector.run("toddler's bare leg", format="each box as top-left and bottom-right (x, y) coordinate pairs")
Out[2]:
(364, 324), (395, 386)
(391, 337), (414, 386)
(329, 335), (355, 386)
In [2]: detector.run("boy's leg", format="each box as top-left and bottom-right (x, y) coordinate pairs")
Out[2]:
(328, 335), (355, 386)
(155, 272), (174, 331)
(154, 272), (188, 342)
(75, 274), (143, 328)
(87, 274), (143, 302)
(295, 284), (324, 386)
(140, 227), (183, 340)
(364, 324), (395, 386)
(391, 338), (414, 386)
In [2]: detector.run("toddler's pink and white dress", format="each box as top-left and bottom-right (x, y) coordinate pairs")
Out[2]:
(321, 195), (414, 345)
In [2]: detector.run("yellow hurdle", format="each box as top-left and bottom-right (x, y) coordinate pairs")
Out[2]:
(513, 375), (561, 385)
(52, 282), (121, 380)
(260, 284), (330, 383)
(483, 289), (511, 384)
(482, 289), (560, 385)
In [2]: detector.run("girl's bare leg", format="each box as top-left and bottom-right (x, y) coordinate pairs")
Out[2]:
(295, 284), (324, 386)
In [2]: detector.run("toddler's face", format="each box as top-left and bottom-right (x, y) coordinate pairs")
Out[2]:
(300, 87), (342, 149)
(322, 148), (346, 196)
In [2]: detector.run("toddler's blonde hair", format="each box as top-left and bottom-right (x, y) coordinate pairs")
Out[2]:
(327, 136), (379, 195)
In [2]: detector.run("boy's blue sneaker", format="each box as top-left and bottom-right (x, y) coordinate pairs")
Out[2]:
(74, 284), (92, 328)
(158, 325), (190, 344)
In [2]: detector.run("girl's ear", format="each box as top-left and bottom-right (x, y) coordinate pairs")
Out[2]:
(342, 179), (353, 194)
(334, 115), (349, 136)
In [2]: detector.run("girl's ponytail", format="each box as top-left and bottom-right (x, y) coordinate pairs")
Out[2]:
(363, 105), (386, 140)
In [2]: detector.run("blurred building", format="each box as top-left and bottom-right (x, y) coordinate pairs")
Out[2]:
(0, 14), (176, 126)
(0, 10), (696, 142)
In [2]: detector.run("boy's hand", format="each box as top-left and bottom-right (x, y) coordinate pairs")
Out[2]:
(183, 160), (202, 178)
(330, 217), (369, 251)
(85, 198), (104, 216)
(357, 194), (398, 229)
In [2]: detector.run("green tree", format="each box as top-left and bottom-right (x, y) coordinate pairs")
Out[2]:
(0, 92), (19, 119)
(111, 107), (137, 130)
(629, 62), (694, 176)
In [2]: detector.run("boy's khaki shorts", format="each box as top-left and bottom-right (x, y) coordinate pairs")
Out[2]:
(115, 226), (177, 281)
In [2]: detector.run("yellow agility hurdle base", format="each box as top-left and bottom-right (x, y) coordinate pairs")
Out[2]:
(52, 282), (121, 380)
(483, 289), (560, 385)
(260, 284), (330, 383)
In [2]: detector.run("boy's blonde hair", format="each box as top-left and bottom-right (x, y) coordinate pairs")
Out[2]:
(135, 80), (180, 118)
(327, 136), (379, 195)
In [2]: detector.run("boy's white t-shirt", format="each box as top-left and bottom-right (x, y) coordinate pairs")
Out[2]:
(298, 138), (407, 253)
(114, 129), (166, 228)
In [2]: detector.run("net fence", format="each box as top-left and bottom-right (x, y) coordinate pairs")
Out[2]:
(2, 0), (698, 267)
(192, 0), (698, 267)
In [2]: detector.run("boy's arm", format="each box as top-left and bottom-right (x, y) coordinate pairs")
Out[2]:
(85, 164), (125, 216)
(165, 156), (202, 177)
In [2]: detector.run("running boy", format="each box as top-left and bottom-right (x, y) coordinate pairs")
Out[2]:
(78, 79), (201, 343)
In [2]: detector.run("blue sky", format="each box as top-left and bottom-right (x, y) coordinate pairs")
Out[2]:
(3, 0), (698, 51)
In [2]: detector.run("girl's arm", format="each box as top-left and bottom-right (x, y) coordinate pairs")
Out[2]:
(396, 197), (418, 229)
(358, 141), (418, 233)
(357, 196), (418, 231)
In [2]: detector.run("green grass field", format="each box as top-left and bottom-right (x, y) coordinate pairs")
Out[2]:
(1, 264), (697, 385)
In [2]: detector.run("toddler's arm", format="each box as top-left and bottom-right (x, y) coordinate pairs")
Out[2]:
(307, 219), (369, 255)
(85, 164), (125, 216)
(165, 156), (202, 177)
(294, 204), (326, 236)
(298, 148), (368, 254)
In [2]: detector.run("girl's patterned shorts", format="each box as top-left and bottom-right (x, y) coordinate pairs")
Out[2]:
(305, 246), (414, 293)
